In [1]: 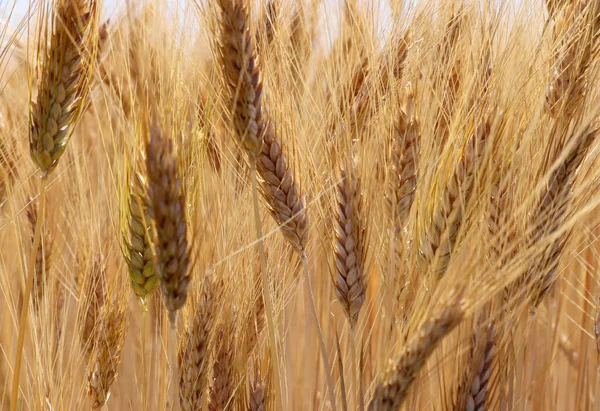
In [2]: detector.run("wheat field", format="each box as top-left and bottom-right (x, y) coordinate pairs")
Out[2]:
(0, 0), (599, 410)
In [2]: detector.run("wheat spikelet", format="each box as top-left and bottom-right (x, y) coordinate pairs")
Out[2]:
(145, 124), (191, 325)
(26, 198), (53, 312)
(30, 0), (98, 176)
(454, 321), (495, 411)
(334, 161), (366, 328)
(76, 253), (106, 358)
(125, 170), (158, 302)
(179, 277), (216, 411)
(218, 0), (265, 157)
(420, 117), (491, 278)
(368, 297), (464, 411)
(87, 290), (128, 409)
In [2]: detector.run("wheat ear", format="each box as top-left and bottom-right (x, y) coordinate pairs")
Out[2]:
(209, 310), (237, 411)
(145, 124), (191, 325)
(545, 0), (600, 118)
(87, 288), (128, 409)
(179, 276), (216, 411)
(217, 0), (285, 408)
(454, 321), (495, 411)
(76, 254), (107, 358)
(249, 371), (265, 411)
(125, 170), (158, 303)
(385, 85), (420, 319)
(420, 118), (491, 279)
(529, 125), (598, 308)
(368, 297), (464, 411)
(334, 161), (367, 328)
(26, 197), (53, 313)
(30, 0), (98, 176)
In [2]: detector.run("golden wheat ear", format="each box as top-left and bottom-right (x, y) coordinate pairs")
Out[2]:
(179, 275), (216, 411)
(368, 295), (464, 411)
(145, 123), (191, 325)
(30, 0), (99, 176)
(86, 286), (128, 409)
(334, 160), (367, 328)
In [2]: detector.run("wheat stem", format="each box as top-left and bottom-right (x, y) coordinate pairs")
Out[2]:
(250, 162), (284, 411)
(301, 252), (337, 411)
(11, 177), (46, 411)
(159, 312), (167, 411)
(142, 306), (148, 411)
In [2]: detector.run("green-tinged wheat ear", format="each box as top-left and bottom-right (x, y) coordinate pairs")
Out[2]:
(368, 297), (464, 411)
(420, 116), (492, 279)
(179, 276), (216, 411)
(76, 254), (106, 358)
(334, 161), (367, 328)
(26, 197), (53, 312)
(145, 124), (191, 325)
(125, 171), (158, 302)
(30, 0), (98, 176)
(453, 319), (495, 411)
(218, 0), (265, 157)
(87, 290), (128, 409)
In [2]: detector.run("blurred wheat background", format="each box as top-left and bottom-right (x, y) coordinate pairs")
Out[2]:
(1, 0), (600, 410)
